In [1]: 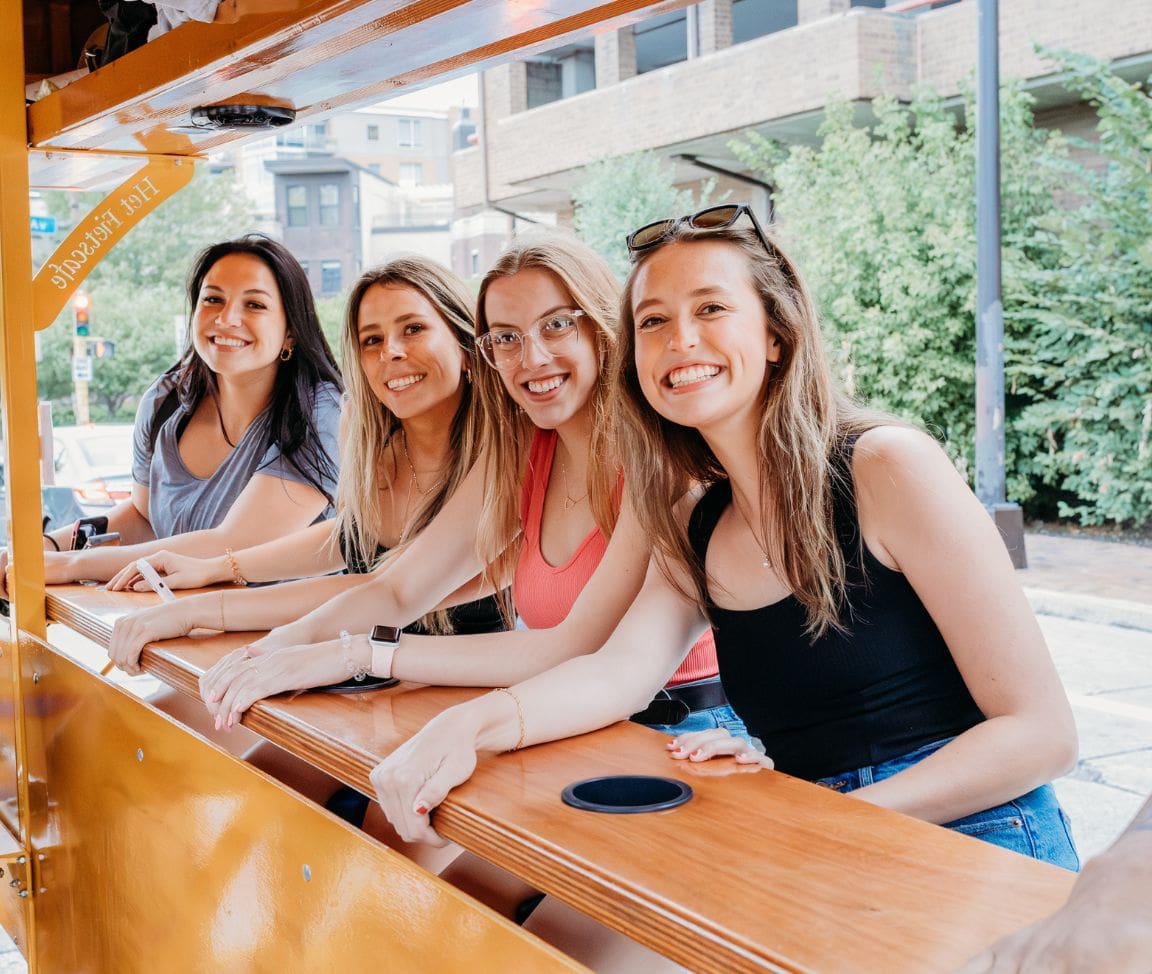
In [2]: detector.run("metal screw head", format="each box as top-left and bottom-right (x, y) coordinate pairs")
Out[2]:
(302, 864), (312, 882)
(17, 890), (27, 899)
(136, 748), (144, 763)
(31, 673), (39, 685)
(16, 857), (25, 865)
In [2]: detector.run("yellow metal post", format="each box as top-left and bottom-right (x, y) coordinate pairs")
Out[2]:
(0, 2), (46, 966)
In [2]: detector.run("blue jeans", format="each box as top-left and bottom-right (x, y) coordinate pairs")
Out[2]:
(647, 703), (750, 740)
(816, 738), (1080, 871)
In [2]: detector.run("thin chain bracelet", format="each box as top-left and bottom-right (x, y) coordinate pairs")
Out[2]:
(224, 547), (248, 587)
(493, 687), (526, 751)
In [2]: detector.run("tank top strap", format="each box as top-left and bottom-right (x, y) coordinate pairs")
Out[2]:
(520, 428), (556, 544)
(687, 479), (733, 608)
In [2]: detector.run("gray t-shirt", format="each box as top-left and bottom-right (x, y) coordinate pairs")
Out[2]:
(131, 372), (342, 539)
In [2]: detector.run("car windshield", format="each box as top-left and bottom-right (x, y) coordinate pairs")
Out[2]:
(76, 433), (134, 470)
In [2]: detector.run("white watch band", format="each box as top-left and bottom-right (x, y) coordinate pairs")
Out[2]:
(370, 640), (398, 680)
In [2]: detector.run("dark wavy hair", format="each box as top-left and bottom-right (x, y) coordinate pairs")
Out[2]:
(173, 234), (343, 501)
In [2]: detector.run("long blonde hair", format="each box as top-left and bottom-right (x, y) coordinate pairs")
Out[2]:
(614, 223), (885, 638)
(473, 230), (621, 597)
(334, 256), (482, 634)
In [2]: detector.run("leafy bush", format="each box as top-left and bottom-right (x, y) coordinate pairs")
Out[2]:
(732, 61), (1151, 528)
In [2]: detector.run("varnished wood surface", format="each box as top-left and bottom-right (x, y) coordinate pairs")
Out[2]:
(47, 584), (1077, 973)
(26, 0), (683, 189)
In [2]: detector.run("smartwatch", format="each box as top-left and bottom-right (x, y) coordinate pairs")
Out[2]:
(368, 624), (402, 679)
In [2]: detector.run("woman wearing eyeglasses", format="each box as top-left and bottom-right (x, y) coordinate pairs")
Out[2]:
(367, 205), (1079, 874)
(106, 255), (505, 679)
(193, 230), (735, 740)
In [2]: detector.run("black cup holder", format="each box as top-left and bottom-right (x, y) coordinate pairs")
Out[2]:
(561, 775), (693, 814)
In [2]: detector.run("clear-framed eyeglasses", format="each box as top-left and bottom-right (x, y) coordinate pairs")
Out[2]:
(476, 309), (588, 371)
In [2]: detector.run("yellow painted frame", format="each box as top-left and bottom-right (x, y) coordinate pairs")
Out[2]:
(14, 637), (583, 971)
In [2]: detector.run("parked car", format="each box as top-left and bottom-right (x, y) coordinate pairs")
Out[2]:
(50, 424), (135, 515)
(0, 424), (134, 547)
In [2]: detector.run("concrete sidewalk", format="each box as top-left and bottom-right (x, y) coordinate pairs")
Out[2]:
(1019, 530), (1152, 627)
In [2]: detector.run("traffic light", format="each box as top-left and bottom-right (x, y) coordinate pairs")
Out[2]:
(74, 293), (90, 337)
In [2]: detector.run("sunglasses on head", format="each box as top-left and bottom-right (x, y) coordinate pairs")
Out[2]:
(625, 203), (772, 258)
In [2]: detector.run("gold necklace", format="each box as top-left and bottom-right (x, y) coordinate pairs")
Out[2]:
(558, 456), (589, 511)
(400, 431), (440, 497)
(731, 489), (771, 568)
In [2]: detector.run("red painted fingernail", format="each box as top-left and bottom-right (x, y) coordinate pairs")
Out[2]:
(414, 802), (429, 815)
(691, 749), (703, 758)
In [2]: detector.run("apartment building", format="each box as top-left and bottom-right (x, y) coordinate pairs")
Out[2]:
(219, 106), (459, 295)
(452, 0), (1152, 274)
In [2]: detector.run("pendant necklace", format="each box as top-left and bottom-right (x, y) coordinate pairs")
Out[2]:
(731, 491), (771, 568)
(558, 455), (589, 511)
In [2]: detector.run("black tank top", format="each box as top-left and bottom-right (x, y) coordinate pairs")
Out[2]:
(687, 441), (984, 781)
(339, 532), (507, 636)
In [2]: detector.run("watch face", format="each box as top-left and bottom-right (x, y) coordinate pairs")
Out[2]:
(370, 624), (402, 644)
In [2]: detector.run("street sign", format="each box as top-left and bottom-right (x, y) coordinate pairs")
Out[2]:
(72, 356), (93, 382)
(30, 215), (56, 234)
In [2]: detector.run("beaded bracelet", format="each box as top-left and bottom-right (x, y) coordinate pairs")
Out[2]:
(493, 687), (526, 751)
(340, 630), (369, 683)
(224, 547), (248, 587)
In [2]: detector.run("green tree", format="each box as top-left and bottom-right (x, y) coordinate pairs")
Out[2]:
(1008, 51), (1152, 525)
(572, 153), (717, 280)
(37, 168), (256, 423)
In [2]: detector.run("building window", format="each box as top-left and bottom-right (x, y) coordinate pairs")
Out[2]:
(367, 124), (379, 141)
(318, 183), (340, 227)
(321, 261), (342, 294)
(634, 10), (688, 74)
(398, 118), (422, 148)
(399, 163), (423, 188)
(470, 250), (480, 276)
(525, 42), (595, 110)
(732, 0), (798, 44)
(286, 185), (308, 227)
(312, 122), (327, 137)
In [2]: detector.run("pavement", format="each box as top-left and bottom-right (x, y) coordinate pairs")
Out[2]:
(0, 530), (1147, 969)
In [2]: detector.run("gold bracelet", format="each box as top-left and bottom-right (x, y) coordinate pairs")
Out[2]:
(493, 687), (526, 752)
(217, 591), (226, 631)
(224, 547), (248, 587)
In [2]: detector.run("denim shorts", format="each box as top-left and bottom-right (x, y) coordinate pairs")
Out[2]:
(816, 738), (1080, 871)
(647, 703), (750, 741)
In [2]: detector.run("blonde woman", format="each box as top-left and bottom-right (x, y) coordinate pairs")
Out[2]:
(366, 205), (1079, 872)
(194, 230), (735, 742)
(107, 256), (501, 676)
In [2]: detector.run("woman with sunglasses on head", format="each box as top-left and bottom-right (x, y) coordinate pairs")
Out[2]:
(368, 204), (1079, 875)
(193, 230), (736, 748)
(11, 235), (343, 597)
(104, 256), (504, 679)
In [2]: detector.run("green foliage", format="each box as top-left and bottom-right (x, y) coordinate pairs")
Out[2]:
(572, 153), (717, 280)
(315, 294), (348, 369)
(36, 168), (256, 423)
(732, 64), (1152, 528)
(1008, 50), (1152, 525)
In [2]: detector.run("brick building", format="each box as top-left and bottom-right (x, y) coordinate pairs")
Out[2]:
(452, 0), (1152, 275)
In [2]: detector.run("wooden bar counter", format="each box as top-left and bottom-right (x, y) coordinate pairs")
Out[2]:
(47, 583), (1076, 973)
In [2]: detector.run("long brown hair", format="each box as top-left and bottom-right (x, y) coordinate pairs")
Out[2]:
(333, 256), (482, 634)
(613, 223), (886, 638)
(473, 230), (621, 597)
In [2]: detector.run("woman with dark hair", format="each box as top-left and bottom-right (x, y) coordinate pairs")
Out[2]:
(104, 255), (503, 675)
(366, 205), (1079, 873)
(37, 234), (343, 586)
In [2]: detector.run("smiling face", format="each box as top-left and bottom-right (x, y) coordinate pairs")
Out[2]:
(481, 266), (600, 433)
(192, 252), (290, 382)
(355, 283), (466, 424)
(631, 239), (781, 440)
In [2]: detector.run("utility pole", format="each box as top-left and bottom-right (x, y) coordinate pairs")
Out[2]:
(975, 0), (1026, 567)
(72, 292), (91, 425)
